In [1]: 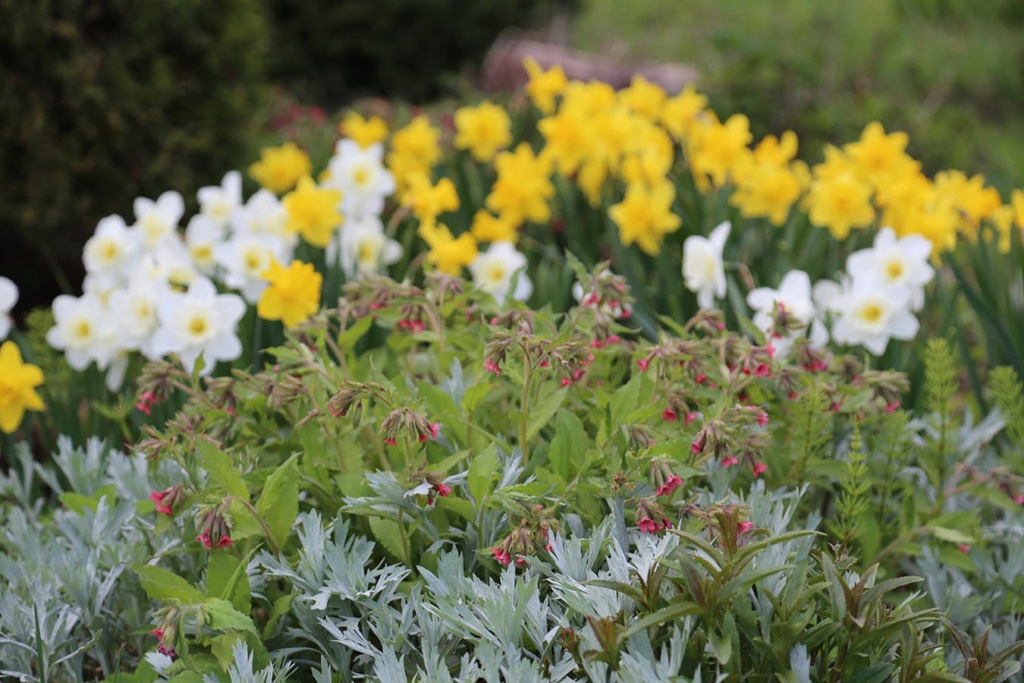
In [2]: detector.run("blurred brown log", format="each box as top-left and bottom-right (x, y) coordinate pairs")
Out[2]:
(481, 34), (700, 94)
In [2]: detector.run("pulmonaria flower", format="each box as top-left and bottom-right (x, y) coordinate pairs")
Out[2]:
(845, 227), (934, 310)
(331, 216), (403, 280)
(0, 341), (45, 434)
(656, 475), (683, 497)
(492, 546), (512, 566)
(258, 259), (323, 328)
(0, 276), (18, 340)
(149, 485), (184, 516)
(282, 176), (343, 248)
(197, 170), (243, 228)
(484, 358), (501, 376)
(249, 141), (312, 194)
(637, 516), (672, 533)
(82, 215), (140, 286)
(609, 179), (683, 256)
(752, 461), (768, 478)
(196, 503), (234, 549)
(737, 521), (755, 534)
(325, 140), (396, 219)
(151, 277), (245, 376)
(683, 221), (730, 310)
(816, 279), (919, 355)
(454, 101), (512, 162)
(746, 270), (829, 353)
(721, 454), (739, 468)
(136, 391), (159, 415)
(468, 241), (532, 305)
(134, 191), (185, 251)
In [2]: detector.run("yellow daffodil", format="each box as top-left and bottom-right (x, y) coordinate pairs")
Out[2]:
(454, 101), (512, 163)
(258, 259), (323, 328)
(688, 114), (754, 190)
(404, 175), (459, 227)
(538, 105), (595, 176)
(340, 112), (389, 149)
(730, 162), (805, 226)
(933, 170), (1001, 237)
(486, 143), (555, 226)
(609, 180), (682, 256)
(620, 123), (674, 187)
(282, 177), (343, 248)
(419, 223), (478, 275)
(523, 57), (567, 115)
(844, 122), (917, 188)
(660, 86), (708, 142)
(390, 115), (441, 170)
(249, 142), (312, 194)
(470, 210), (519, 244)
(805, 173), (875, 240)
(619, 75), (666, 121)
(0, 341), (45, 434)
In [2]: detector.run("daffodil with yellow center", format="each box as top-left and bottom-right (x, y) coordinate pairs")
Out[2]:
(805, 172), (875, 240)
(282, 177), (343, 248)
(419, 223), (478, 276)
(609, 180), (682, 256)
(659, 85), (708, 142)
(523, 57), (567, 115)
(340, 112), (389, 149)
(258, 260), (323, 329)
(486, 143), (555, 226)
(249, 142), (313, 194)
(454, 101), (512, 163)
(0, 341), (45, 434)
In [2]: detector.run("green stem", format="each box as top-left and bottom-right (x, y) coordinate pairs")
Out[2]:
(519, 351), (534, 467)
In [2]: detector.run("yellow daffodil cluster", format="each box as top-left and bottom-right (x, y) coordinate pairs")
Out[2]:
(258, 259), (323, 328)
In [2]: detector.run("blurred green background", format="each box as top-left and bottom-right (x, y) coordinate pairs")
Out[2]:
(2, 0), (1021, 313)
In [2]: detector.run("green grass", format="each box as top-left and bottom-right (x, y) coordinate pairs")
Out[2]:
(573, 0), (1024, 193)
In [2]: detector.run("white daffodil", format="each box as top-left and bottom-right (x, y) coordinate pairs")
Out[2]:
(134, 191), (185, 251)
(197, 170), (243, 228)
(846, 227), (934, 310)
(46, 294), (115, 371)
(151, 277), (244, 375)
(108, 283), (163, 359)
(0, 276), (18, 340)
(469, 241), (532, 305)
(214, 236), (284, 303)
(82, 215), (140, 286)
(184, 215), (224, 275)
(151, 239), (199, 291)
(330, 216), (402, 279)
(325, 140), (395, 219)
(683, 221), (730, 310)
(825, 280), (919, 355)
(746, 269), (828, 352)
(229, 189), (296, 250)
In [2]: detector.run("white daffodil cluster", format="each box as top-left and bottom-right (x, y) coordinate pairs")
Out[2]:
(44, 138), (403, 387)
(0, 276), (17, 340)
(684, 222), (932, 356)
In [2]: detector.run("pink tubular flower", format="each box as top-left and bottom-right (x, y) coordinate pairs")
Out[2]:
(560, 376), (572, 388)
(758, 410), (769, 427)
(136, 391), (158, 415)
(607, 334), (621, 344)
(766, 342), (776, 358)
(429, 422), (440, 439)
(435, 482), (452, 497)
(150, 489), (174, 516)
(157, 643), (177, 658)
(691, 438), (704, 455)
(515, 556), (527, 567)
(383, 437), (397, 447)
(737, 521), (755, 534)
(197, 531), (213, 549)
(752, 461), (768, 478)
(656, 475), (683, 497)
(695, 373), (708, 385)
(957, 544), (971, 554)
(492, 547), (512, 566)
(684, 412), (698, 426)
(216, 535), (233, 548)
(886, 401), (901, 413)
(637, 516), (662, 533)
(721, 455), (738, 469)
(1013, 494), (1024, 505)
(637, 358), (650, 372)
(662, 408), (678, 422)
(754, 363), (772, 378)
(484, 358), (501, 376)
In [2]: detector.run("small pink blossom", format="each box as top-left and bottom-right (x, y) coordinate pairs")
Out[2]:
(752, 461), (768, 478)
(696, 373), (708, 385)
(684, 412), (698, 426)
(560, 376), (572, 388)
(383, 437), (397, 447)
(484, 358), (501, 376)
(886, 401), (901, 413)
(157, 643), (177, 658)
(656, 475), (683, 497)
(721, 455), (738, 468)
(1013, 494), (1024, 505)
(136, 391), (158, 416)
(737, 521), (754, 534)
(766, 342), (776, 358)
(436, 483), (451, 498)
(637, 358), (650, 372)
(957, 544), (971, 554)
(637, 516), (671, 533)
(754, 363), (772, 378)
(691, 439), (704, 455)
(492, 547), (511, 566)
(607, 334), (621, 344)
(758, 411), (769, 427)
(662, 408), (678, 422)
(429, 423), (440, 439)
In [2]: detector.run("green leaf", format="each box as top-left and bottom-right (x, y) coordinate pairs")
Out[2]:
(468, 444), (500, 503)
(526, 387), (568, 443)
(623, 599), (703, 638)
(263, 593), (294, 639)
(255, 454), (300, 549)
(206, 551), (252, 614)
(610, 372), (643, 426)
(369, 516), (408, 564)
(708, 628), (732, 665)
(196, 439), (249, 502)
(210, 633), (244, 669)
(462, 381), (492, 415)
(203, 597), (258, 635)
(846, 663), (895, 683)
(227, 498), (263, 540)
(128, 563), (205, 605)
(928, 526), (973, 545)
(337, 314), (374, 349)
(434, 495), (476, 522)
(548, 409), (587, 480)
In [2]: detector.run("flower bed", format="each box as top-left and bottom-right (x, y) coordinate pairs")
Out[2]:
(1, 62), (1024, 681)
